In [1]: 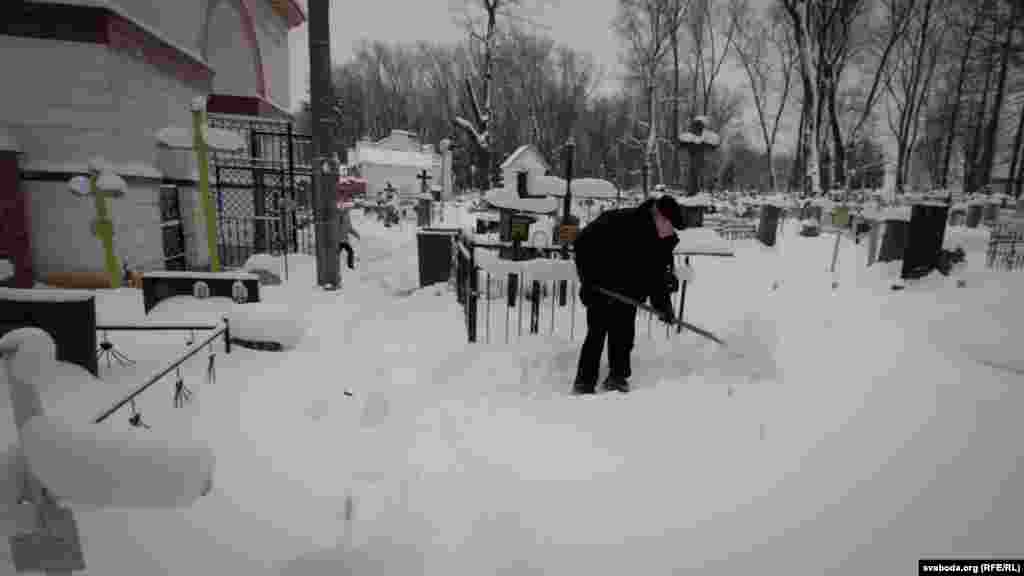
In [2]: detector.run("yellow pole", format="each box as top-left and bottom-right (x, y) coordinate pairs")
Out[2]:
(192, 106), (221, 272)
(90, 175), (121, 289)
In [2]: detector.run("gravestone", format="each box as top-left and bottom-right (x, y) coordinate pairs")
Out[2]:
(966, 204), (984, 228)
(0, 290), (98, 376)
(758, 204), (781, 247)
(901, 203), (950, 280)
(878, 219), (910, 263)
(982, 202), (1000, 226)
(948, 209), (965, 227)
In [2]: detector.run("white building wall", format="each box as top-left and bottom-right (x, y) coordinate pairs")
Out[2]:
(0, 36), (204, 278)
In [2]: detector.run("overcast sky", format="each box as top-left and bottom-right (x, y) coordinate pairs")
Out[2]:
(289, 0), (650, 110)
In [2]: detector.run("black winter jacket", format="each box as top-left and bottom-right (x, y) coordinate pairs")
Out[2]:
(573, 199), (679, 310)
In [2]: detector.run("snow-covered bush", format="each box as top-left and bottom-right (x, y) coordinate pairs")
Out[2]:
(226, 302), (307, 350)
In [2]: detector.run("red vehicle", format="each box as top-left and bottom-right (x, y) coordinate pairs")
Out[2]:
(336, 176), (368, 207)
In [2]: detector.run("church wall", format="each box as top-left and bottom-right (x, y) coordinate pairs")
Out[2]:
(0, 35), (202, 279)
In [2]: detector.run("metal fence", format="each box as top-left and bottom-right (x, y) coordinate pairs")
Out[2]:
(217, 214), (316, 270)
(986, 224), (1024, 271)
(207, 113), (315, 269)
(451, 234), (723, 345)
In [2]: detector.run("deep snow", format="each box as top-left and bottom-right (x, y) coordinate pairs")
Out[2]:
(1, 208), (1022, 575)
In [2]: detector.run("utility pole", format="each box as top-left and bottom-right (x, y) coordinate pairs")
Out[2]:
(308, 0), (340, 289)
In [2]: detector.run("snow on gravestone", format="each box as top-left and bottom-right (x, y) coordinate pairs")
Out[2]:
(19, 415), (215, 509)
(226, 302), (307, 350)
(0, 327), (214, 510)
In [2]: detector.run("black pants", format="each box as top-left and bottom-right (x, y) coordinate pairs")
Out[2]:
(339, 242), (355, 268)
(575, 295), (637, 387)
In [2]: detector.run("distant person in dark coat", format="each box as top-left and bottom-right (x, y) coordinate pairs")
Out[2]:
(337, 201), (361, 269)
(571, 195), (684, 394)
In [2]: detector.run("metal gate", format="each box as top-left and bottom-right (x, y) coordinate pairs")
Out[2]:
(207, 113), (315, 269)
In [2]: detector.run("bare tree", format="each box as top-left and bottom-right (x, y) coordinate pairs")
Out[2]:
(614, 0), (675, 186)
(884, 0), (945, 192)
(728, 0), (794, 191)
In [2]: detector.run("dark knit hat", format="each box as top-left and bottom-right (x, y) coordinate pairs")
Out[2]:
(654, 195), (685, 229)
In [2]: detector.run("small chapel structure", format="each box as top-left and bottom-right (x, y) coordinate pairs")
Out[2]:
(346, 130), (452, 201)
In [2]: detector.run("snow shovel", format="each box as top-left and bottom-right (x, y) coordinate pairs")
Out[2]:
(593, 285), (778, 381)
(591, 285), (727, 347)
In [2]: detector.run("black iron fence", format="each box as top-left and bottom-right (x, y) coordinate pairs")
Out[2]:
(217, 213), (315, 270)
(451, 233), (726, 345)
(207, 113), (316, 270)
(986, 224), (1024, 271)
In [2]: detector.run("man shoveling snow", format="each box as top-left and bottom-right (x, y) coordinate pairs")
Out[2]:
(571, 195), (685, 395)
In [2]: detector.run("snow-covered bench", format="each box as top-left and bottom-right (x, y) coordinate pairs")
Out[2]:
(142, 270), (260, 314)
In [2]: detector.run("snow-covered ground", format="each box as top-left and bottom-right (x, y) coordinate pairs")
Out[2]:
(2, 209), (1023, 575)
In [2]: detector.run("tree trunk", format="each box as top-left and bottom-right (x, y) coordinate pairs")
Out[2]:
(828, 83), (845, 188)
(791, 98), (808, 195)
(671, 12), (681, 187)
(1009, 108), (1024, 198)
(940, 16), (975, 191)
(1017, 141), (1024, 198)
(967, 54), (995, 193)
(978, 0), (1019, 189)
(791, 1), (820, 196)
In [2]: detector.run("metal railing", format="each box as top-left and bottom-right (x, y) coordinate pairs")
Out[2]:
(986, 225), (1024, 271)
(217, 214), (315, 269)
(92, 319), (231, 424)
(451, 233), (733, 345)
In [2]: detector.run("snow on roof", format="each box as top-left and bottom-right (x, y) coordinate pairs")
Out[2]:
(355, 146), (436, 169)
(484, 188), (559, 214)
(500, 145), (551, 172)
(21, 160), (164, 180)
(675, 228), (733, 255)
(544, 178), (619, 199)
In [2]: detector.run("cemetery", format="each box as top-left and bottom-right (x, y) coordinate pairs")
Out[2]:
(2, 0), (1024, 573)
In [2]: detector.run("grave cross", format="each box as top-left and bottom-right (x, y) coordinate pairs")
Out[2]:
(416, 169), (432, 195)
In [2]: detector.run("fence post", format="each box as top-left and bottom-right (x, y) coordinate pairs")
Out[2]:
(468, 246), (478, 343)
(530, 280), (540, 334)
(223, 317), (232, 354)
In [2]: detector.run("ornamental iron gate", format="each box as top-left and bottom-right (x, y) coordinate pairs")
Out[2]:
(207, 113), (315, 269)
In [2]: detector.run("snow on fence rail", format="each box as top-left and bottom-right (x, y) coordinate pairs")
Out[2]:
(451, 235), (707, 345)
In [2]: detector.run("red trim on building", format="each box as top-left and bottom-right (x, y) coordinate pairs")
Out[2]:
(287, 0), (307, 27)
(0, 152), (34, 288)
(106, 13), (214, 93)
(1, 2), (275, 100)
(207, 94), (292, 119)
